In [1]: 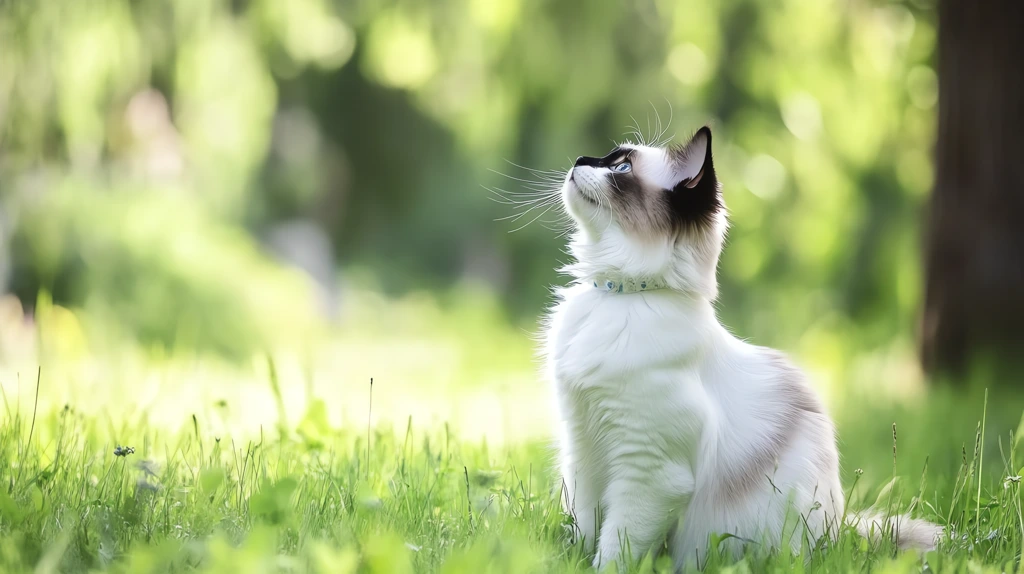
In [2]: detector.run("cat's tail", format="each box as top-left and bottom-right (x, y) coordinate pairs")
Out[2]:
(847, 511), (944, 551)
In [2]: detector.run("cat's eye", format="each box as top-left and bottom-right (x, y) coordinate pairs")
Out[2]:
(611, 162), (631, 173)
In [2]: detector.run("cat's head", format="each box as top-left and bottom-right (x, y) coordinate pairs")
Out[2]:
(561, 126), (726, 298)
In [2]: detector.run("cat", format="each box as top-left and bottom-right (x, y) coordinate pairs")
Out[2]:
(540, 126), (942, 570)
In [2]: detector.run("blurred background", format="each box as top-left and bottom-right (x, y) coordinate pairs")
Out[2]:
(0, 0), (1020, 442)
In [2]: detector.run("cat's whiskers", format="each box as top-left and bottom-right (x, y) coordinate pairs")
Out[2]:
(653, 100), (675, 148)
(502, 159), (567, 179)
(494, 194), (561, 221)
(489, 181), (564, 229)
(489, 161), (575, 234)
(490, 169), (565, 186)
(624, 103), (676, 149)
(628, 115), (648, 147)
(487, 187), (559, 204)
(507, 200), (563, 233)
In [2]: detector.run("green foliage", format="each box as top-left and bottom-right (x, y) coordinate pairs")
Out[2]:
(7, 179), (318, 358)
(1, 0), (941, 365)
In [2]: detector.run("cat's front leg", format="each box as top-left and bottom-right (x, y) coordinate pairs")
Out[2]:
(594, 467), (693, 570)
(561, 458), (603, 554)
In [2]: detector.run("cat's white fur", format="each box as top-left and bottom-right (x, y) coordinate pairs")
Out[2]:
(542, 130), (941, 570)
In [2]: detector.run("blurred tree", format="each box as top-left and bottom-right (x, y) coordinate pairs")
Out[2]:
(920, 0), (1024, 376)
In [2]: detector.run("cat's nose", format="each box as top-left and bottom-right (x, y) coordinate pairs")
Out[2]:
(577, 155), (598, 170)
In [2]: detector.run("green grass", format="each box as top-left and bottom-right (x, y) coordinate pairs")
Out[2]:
(3, 372), (1024, 573)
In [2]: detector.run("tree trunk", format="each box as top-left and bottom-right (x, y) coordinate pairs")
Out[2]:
(920, 0), (1024, 377)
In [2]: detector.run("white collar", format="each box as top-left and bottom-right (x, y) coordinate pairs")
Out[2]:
(589, 275), (670, 293)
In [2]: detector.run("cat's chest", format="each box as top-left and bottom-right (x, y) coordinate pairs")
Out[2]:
(546, 290), (713, 459)
(546, 290), (709, 388)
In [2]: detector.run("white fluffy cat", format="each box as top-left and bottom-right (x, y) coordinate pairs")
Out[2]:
(541, 127), (941, 570)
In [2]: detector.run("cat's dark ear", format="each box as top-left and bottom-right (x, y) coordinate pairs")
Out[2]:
(671, 127), (713, 191)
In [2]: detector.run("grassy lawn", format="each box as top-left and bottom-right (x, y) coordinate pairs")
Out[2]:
(2, 295), (1024, 573)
